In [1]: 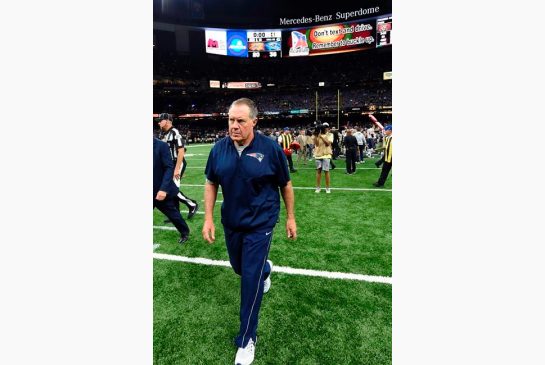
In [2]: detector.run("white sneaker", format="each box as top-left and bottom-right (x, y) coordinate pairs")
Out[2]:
(326, 188), (331, 194)
(235, 338), (255, 365)
(264, 260), (273, 294)
(315, 187), (321, 193)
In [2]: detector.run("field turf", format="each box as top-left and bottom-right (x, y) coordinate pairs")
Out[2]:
(154, 142), (392, 364)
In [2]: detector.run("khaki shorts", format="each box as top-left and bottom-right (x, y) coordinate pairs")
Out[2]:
(315, 158), (331, 171)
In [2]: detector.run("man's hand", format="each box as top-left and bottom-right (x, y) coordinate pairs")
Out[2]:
(202, 219), (216, 244)
(286, 217), (297, 240)
(174, 167), (181, 180)
(155, 191), (167, 201)
(321, 135), (330, 146)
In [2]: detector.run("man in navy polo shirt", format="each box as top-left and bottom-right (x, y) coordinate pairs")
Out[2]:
(202, 98), (297, 365)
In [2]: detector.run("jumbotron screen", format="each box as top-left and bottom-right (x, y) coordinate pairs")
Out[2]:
(204, 14), (391, 58)
(205, 29), (282, 58)
(376, 16), (392, 47)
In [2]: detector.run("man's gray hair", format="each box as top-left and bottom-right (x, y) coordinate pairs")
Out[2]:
(229, 98), (258, 120)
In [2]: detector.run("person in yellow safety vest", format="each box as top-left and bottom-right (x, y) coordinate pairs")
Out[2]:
(278, 127), (297, 173)
(373, 124), (392, 187)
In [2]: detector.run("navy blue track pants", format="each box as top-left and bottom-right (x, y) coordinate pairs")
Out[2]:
(224, 226), (274, 348)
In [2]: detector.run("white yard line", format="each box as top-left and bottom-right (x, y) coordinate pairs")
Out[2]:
(186, 143), (214, 148)
(180, 184), (391, 192)
(153, 252), (392, 284)
(154, 226), (180, 230)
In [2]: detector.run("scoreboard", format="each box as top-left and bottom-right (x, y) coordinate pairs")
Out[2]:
(247, 30), (282, 58)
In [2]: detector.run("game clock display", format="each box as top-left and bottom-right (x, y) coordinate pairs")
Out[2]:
(247, 30), (282, 58)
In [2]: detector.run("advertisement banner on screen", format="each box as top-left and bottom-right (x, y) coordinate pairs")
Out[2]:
(205, 30), (227, 55)
(376, 16), (392, 47)
(225, 82), (262, 89)
(283, 17), (390, 57)
(227, 31), (248, 57)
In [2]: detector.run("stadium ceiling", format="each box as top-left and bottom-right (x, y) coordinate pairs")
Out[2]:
(154, 0), (391, 28)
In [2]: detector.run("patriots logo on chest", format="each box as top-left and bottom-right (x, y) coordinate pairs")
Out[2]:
(246, 152), (264, 162)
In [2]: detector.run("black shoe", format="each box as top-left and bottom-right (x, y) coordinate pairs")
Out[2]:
(375, 162), (381, 168)
(290, 169), (297, 173)
(179, 234), (189, 245)
(187, 202), (199, 219)
(373, 182), (383, 187)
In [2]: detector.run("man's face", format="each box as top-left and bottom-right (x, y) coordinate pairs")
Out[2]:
(385, 129), (392, 136)
(228, 104), (256, 144)
(158, 119), (168, 131)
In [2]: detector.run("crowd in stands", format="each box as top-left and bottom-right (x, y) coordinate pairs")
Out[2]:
(154, 47), (391, 87)
(155, 85), (391, 115)
(154, 47), (392, 115)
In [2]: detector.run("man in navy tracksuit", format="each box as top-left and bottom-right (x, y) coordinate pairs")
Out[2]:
(202, 98), (297, 365)
(153, 138), (190, 244)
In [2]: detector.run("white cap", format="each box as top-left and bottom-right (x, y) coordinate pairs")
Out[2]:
(322, 122), (329, 127)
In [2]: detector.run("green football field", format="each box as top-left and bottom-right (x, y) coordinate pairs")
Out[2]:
(154, 142), (392, 364)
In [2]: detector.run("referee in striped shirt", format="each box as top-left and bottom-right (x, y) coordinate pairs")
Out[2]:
(157, 113), (199, 219)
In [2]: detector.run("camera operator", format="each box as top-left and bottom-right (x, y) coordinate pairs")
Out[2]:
(312, 122), (334, 193)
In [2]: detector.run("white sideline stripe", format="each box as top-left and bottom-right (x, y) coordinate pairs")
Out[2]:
(181, 184), (391, 192)
(154, 252), (232, 267)
(186, 143), (214, 147)
(153, 252), (392, 284)
(154, 225), (179, 231)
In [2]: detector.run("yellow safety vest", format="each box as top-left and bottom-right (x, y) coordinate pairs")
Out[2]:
(280, 133), (293, 149)
(384, 135), (392, 163)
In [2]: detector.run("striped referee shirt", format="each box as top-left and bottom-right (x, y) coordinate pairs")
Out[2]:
(159, 127), (185, 161)
(278, 133), (293, 149)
